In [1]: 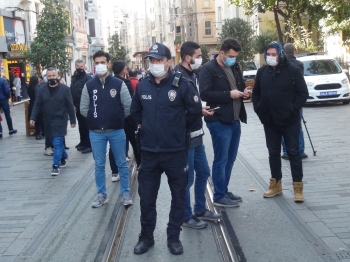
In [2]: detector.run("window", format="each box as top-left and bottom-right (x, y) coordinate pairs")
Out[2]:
(35, 3), (40, 23)
(303, 59), (342, 76)
(152, 36), (156, 44)
(89, 19), (96, 37)
(204, 0), (210, 7)
(176, 26), (181, 33)
(189, 27), (192, 37)
(205, 21), (211, 35)
(218, 7), (222, 26)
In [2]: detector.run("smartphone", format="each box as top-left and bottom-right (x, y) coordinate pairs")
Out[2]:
(208, 107), (220, 112)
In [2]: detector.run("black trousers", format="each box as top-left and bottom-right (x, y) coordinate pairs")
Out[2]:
(138, 150), (188, 239)
(76, 110), (90, 147)
(263, 120), (303, 182)
(109, 119), (142, 173)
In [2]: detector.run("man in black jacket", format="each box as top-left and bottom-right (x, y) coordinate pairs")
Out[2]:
(199, 38), (252, 208)
(70, 59), (92, 154)
(175, 41), (221, 230)
(30, 67), (76, 176)
(281, 43), (308, 160)
(252, 41), (309, 203)
(131, 43), (202, 255)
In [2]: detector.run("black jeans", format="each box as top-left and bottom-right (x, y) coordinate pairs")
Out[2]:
(76, 110), (90, 147)
(138, 150), (188, 239)
(263, 120), (303, 182)
(109, 119), (142, 173)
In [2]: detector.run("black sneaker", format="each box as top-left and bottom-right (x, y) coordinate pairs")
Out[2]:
(167, 238), (183, 255)
(183, 215), (207, 229)
(60, 158), (67, 167)
(226, 192), (242, 202)
(195, 209), (222, 222)
(301, 153), (308, 159)
(134, 233), (155, 254)
(9, 130), (17, 135)
(51, 166), (60, 176)
(281, 155), (289, 160)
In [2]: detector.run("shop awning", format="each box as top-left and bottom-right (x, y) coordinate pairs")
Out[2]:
(0, 37), (8, 52)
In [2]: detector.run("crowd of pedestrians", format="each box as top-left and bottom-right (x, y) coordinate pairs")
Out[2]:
(0, 39), (309, 256)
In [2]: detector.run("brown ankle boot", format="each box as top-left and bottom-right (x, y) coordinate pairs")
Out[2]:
(293, 182), (304, 203)
(263, 178), (282, 198)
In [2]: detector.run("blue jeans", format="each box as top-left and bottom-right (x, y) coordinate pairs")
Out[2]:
(89, 129), (130, 196)
(282, 109), (304, 155)
(185, 143), (210, 220)
(264, 120), (303, 182)
(0, 98), (14, 131)
(51, 136), (67, 167)
(206, 121), (241, 202)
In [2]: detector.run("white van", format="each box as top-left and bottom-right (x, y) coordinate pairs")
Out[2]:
(297, 55), (350, 104)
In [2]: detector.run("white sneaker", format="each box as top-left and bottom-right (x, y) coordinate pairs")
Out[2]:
(44, 148), (53, 156)
(112, 173), (120, 182)
(126, 156), (131, 162)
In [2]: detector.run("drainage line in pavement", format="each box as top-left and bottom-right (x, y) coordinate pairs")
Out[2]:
(98, 160), (138, 262)
(237, 152), (337, 262)
(206, 182), (243, 262)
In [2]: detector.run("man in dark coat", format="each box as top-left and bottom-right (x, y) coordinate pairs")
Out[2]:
(30, 67), (76, 176)
(252, 41), (308, 203)
(70, 59), (92, 154)
(281, 43), (308, 160)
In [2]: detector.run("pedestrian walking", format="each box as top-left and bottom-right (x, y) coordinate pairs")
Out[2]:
(175, 41), (221, 230)
(0, 76), (17, 138)
(128, 68), (139, 91)
(281, 43), (308, 160)
(199, 38), (252, 208)
(131, 43), (202, 255)
(27, 76), (43, 140)
(30, 67), (76, 176)
(13, 73), (21, 102)
(252, 41), (309, 203)
(70, 59), (92, 154)
(80, 50), (133, 208)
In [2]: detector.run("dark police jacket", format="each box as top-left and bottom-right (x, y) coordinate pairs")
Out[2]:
(131, 71), (202, 153)
(199, 55), (247, 124)
(70, 71), (92, 108)
(174, 64), (204, 148)
(80, 74), (131, 130)
(30, 83), (76, 137)
(252, 60), (308, 126)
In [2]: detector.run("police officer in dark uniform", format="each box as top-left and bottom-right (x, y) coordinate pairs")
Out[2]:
(131, 43), (202, 255)
(70, 59), (92, 153)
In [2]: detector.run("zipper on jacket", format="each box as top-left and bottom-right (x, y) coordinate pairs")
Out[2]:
(156, 86), (160, 152)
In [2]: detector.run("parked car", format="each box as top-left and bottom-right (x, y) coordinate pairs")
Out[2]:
(297, 55), (350, 104)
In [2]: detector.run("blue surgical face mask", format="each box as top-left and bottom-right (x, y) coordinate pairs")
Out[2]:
(223, 53), (236, 67)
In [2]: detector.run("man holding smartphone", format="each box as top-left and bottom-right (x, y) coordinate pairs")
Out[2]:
(199, 38), (252, 207)
(175, 41), (222, 230)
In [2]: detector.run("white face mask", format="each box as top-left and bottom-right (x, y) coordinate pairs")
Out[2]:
(266, 56), (278, 66)
(190, 58), (202, 70)
(149, 62), (168, 78)
(95, 64), (108, 76)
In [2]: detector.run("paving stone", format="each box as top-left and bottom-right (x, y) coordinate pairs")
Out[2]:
(307, 222), (335, 237)
(321, 236), (350, 252)
(336, 233), (350, 239)
(296, 209), (320, 222)
(2, 238), (31, 256)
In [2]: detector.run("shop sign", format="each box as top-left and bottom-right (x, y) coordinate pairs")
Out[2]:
(66, 46), (73, 59)
(4, 17), (26, 54)
(76, 31), (88, 49)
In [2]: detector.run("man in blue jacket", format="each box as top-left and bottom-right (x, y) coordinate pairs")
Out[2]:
(131, 43), (202, 255)
(199, 38), (252, 208)
(80, 50), (133, 208)
(0, 76), (17, 138)
(252, 41), (308, 203)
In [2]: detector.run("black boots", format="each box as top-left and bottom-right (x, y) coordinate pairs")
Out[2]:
(133, 233), (154, 254)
